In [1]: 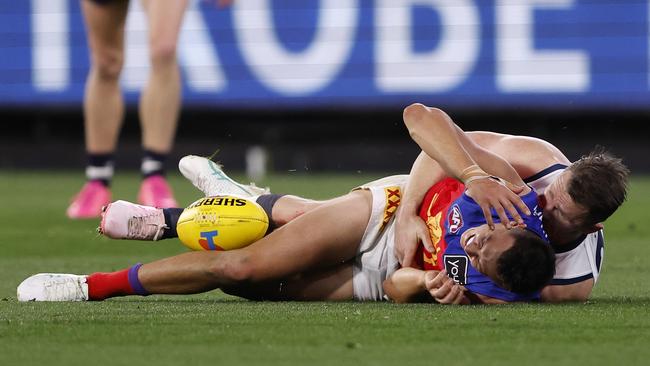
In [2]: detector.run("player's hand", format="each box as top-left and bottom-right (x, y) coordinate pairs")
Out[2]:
(425, 270), (468, 305)
(394, 210), (433, 268)
(464, 177), (530, 230)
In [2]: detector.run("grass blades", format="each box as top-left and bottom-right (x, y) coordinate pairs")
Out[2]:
(0, 171), (648, 366)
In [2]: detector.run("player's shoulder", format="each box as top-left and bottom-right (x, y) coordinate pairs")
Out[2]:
(467, 131), (570, 177)
(469, 131), (559, 151)
(552, 229), (605, 284)
(523, 163), (567, 192)
(553, 229), (603, 256)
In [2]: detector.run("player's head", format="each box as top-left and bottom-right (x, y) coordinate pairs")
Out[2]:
(540, 149), (629, 242)
(461, 225), (555, 294)
(495, 228), (556, 293)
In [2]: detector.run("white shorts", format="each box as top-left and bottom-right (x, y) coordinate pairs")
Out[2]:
(352, 175), (408, 301)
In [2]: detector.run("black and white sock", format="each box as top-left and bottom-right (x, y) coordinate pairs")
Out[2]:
(86, 153), (114, 187)
(141, 150), (168, 178)
(161, 208), (184, 239)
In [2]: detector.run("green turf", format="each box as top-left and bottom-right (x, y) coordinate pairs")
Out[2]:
(0, 171), (648, 366)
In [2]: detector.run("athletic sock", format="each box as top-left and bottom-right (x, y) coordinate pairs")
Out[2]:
(161, 208), (184, 239)
(86, 263), (149, 301)
(86, 153), (114, 187)
(141, 149), (168, 178)
(255, 194), (285, 234)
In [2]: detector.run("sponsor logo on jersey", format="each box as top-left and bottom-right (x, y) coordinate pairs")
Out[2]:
(448, 204), (463, 234)
(444, 255), (468, 285)
(199, 230), (225, 251)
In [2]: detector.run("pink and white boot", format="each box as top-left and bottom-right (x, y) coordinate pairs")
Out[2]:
(137, 175), (178, 208)
(99, 200), (168, 241)
(66, 181), (112, 219)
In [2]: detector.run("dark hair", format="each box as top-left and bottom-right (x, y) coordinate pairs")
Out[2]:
(567, 148), (629, 226)
(496, 228), (555, 294)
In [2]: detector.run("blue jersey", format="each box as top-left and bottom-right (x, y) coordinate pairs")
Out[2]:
(442, 189), (548, 302)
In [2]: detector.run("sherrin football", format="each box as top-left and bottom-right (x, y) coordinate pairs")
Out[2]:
(177, 196), (269, 251)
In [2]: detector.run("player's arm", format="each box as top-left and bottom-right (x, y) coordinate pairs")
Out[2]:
(396, 105), (529, 267)
(402, 104), (530, 228)
(394, 152), (446, 267)
(383, 268), (474, 305)
(383, 267), (433, 303)
(423, 270), (508, 305)
(403, 104), (528, 186)
(384, 268), (470, 304)
(402, 104), (477, 182)
(541, 279), (594, 303)
(384, 268), (511, 305)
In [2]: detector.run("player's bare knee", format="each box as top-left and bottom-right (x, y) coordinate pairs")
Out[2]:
(149, 39), (178, 70)
(209, 253), (256, 285)
(272, 196), (320, 225)
(92, 50), (123, 81)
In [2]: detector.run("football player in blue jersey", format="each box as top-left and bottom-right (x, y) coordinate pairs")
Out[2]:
(18, 106), (557, 304)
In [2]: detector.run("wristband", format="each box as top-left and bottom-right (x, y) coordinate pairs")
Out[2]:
(465, 175), (507, 186)
(460, 164), (490, 183)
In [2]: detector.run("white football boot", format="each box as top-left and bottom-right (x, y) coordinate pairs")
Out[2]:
(17, 273), (89, 302)
(178, 155), (269, 198)
(99, 200), (168, 241)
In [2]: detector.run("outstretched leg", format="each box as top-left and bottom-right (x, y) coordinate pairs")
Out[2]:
(136, 190), (371, 294)
(99, 194), (331, 241)
(20, 190), (371, 301)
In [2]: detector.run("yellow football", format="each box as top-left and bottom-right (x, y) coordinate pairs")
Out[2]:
(177, 196), (269, 251)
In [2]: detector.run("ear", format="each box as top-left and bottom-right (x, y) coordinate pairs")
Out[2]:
(585, 223), (604, 234)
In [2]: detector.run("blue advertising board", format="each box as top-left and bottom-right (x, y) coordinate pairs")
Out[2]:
(1, 0), (648, 109)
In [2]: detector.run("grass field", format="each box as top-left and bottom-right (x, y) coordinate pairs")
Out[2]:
(0, 171), (648, 366)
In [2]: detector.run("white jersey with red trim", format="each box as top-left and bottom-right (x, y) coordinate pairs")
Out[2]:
(524, 164), (604, 285)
